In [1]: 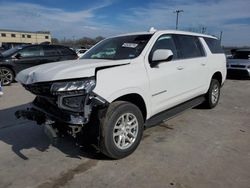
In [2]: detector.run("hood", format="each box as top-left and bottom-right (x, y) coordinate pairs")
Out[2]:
(227, 59), (250, 65)
(16, 59), (130, 85)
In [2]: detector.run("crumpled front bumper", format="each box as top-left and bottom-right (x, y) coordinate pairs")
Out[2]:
(15, 93), (108, 126)
(15, 97), (88, 125)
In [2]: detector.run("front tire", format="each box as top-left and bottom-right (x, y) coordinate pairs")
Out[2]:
(204, 79), (221, 109)
(100, 101), (144, 159)
(0, 67), (14, 86)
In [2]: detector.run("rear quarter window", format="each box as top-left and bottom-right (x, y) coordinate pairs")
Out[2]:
(204, 38), (224, 54)
(43, 46), (60, 56)
(57, 46), (76, 56)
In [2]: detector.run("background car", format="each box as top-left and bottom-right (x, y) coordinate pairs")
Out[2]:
(0, 44), (78, 85)
(76, 48), (88, 58)
(227, 49), (250, 78)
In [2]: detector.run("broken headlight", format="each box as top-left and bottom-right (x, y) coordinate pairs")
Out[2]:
(50, 78), (96, 94)
(59, 94), (86, 112)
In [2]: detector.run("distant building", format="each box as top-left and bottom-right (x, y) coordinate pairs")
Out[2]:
(0, 29), (51, 49)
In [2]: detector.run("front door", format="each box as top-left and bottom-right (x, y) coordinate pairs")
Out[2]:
(14, 46), (45, 73)
(145, 34), (186, 116)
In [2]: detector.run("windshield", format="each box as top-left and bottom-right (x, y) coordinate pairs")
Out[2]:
(232, 51), (250, 60)
(1, 47), (21, 57)
(81, 34), (153, 60)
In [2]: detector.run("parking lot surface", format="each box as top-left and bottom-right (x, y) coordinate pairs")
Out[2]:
(0, 80), (249, 188)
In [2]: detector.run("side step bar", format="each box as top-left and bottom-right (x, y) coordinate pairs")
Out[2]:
(145, 95), (205, 128)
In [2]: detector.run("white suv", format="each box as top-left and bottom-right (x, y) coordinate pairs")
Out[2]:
(16, 29), (226, 159)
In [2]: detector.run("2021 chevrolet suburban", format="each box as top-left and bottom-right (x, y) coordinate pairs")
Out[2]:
(15, 29), (226, 159)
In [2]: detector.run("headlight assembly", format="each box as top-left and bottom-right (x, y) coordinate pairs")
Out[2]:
(51, 78), (96, 94)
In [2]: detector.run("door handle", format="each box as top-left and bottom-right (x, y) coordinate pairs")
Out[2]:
(201, 63), (206, 66)
(177, 66), (184, 70)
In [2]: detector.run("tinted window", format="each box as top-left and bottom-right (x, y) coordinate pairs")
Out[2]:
(19, 46), (44, 57)
(1, 33), (6, 37)
(57, 46), (76, 56)
(204, 38), (224, 54)
(174, 35), (205, 59)
(150, 34), (177, 59)
(43, 46), (60, 56)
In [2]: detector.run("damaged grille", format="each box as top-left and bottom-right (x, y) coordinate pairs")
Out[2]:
(24, 82), (53, 97)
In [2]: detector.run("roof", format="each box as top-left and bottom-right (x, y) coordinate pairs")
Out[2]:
(0, 29), (50, 34)
(114, 29), (217, 39)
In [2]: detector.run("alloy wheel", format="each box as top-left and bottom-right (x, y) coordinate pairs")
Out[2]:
(113, 113), (139, 150)
(0, 68), (13, 85)
(211, 83), (219, 104)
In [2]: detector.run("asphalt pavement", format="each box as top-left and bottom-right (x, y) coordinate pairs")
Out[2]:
(0, 80), (249, 188)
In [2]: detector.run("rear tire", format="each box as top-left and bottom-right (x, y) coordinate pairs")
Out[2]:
(99, 101), (144, 159)
(0, 67), (14, 86)
(204, 79), (221, 109)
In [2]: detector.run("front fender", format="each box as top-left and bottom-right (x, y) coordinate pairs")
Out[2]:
(95, 87), (152, 119)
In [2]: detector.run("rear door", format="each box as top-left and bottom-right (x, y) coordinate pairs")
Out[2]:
(172, 34), (207, 99)
(57, 46), (78, 60)
(42, 45), (62, 64)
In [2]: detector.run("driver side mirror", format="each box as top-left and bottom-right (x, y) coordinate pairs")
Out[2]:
(150, 49), (173, 67)
(14, 53), (22, 59)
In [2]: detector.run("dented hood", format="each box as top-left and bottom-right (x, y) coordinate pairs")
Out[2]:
(16, 59), (130, 85)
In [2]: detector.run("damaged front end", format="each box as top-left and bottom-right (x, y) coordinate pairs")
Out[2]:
(16, 77), (108, 139)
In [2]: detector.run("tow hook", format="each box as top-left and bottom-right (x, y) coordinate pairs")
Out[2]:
(43, 120), (59, 145)
(68, 125), (82, 138)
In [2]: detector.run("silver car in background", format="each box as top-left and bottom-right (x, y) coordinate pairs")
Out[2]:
(227, 49), (250, 77)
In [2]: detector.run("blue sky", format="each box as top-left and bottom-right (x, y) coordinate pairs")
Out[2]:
(0, 0), (250, 46)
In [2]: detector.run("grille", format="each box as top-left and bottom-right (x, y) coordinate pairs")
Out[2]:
(230, 65), (246, 68)
(24, 82), (53, 97)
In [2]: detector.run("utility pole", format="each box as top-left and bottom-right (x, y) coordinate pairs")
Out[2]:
(219, 31), (223, 44)
(174, 9), (184, 30)
(201, 27), (207, 34)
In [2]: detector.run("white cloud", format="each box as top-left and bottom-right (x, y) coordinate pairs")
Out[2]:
(0, 0), (249, 46)
(118, 0), (250, 46)
(0, 1), (117, 39)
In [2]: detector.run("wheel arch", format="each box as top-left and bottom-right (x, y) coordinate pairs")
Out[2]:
(0, 64), (16, 77)
(112, 93), (148, 122)
(211, 71), (222, 85)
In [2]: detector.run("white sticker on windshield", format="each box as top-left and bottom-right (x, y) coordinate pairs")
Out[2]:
(122, 43), (138, 48)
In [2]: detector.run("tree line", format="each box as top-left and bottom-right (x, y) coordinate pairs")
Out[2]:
(51, 36), (105, 49)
